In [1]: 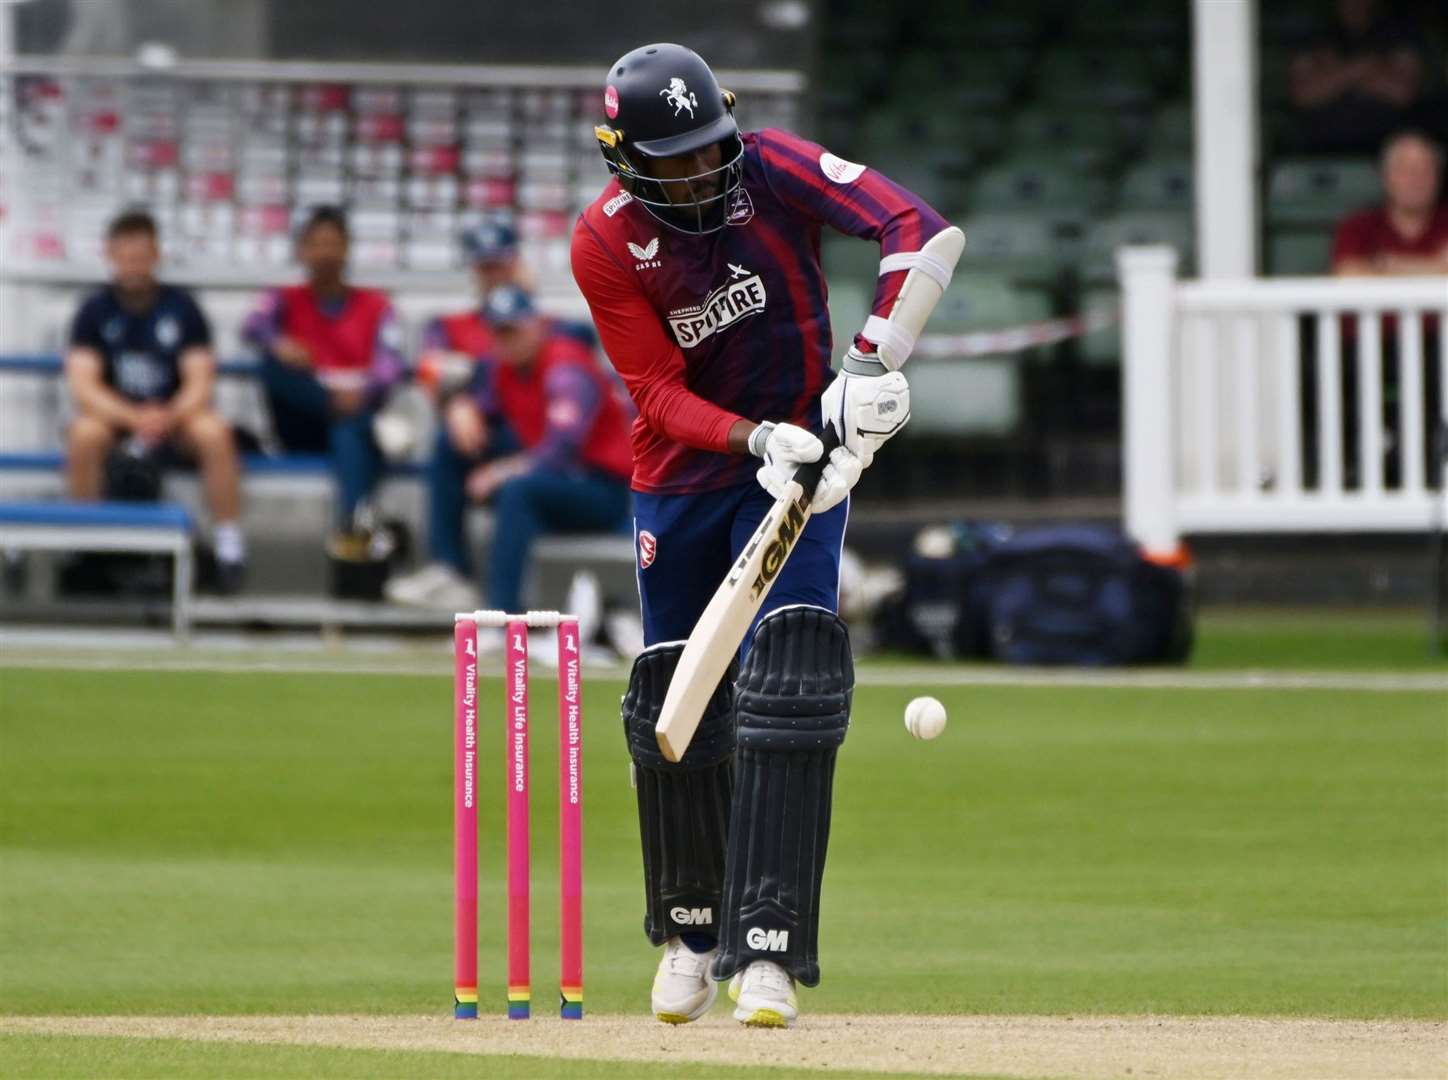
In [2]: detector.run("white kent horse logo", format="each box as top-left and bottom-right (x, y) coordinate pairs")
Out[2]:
(659, 77), (697, 117)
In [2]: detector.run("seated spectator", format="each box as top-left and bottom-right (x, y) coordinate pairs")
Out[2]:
(414, 218), (593, 398)
(65, 208), (246, 591)
(241, 206), (406, 528)
(1332, 130), (1448, 275)
(414, 219), (528, 398)
(386, 284), (634, 613)
(1289, 0), (1430, 155)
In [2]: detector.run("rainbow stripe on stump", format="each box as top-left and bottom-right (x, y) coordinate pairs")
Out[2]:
(507, 986), (531, 1020)
(453, 988), (478, 1020)
(560, 986), (583, 1020)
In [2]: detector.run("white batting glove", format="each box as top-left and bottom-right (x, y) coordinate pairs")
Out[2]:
(749, 421), (857, 513)
(819, 347), (911, 469)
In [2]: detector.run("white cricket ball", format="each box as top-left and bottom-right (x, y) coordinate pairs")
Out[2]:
(904, 696), (947, 740)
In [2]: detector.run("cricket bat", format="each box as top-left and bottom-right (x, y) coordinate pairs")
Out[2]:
(655, 225), (965, 762)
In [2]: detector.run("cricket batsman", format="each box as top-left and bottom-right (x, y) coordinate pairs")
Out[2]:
(571, 42), (958, 1028)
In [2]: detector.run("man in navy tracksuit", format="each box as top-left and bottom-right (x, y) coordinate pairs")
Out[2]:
(66, 209), (246, 590)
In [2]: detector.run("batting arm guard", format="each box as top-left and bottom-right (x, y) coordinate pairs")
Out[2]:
(853, 225), (965, 373)
(712, 605), (854, 987)
(623, 642), (738, 946)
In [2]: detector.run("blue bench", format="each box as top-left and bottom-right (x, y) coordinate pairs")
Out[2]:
(0, 452), (425, 479)
(0, 353), (260, 377)
(0, 500), (196, 639)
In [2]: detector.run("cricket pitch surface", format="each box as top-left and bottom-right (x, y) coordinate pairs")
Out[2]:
(2, 1013), (1442, 1079)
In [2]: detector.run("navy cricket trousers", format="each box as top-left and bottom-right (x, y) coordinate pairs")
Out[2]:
(631, 482), (848, 655)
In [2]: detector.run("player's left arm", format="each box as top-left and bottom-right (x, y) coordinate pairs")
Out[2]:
(532, 360), (603, 470)
(368, 303), (408, 398)
(755, 128), (962, 507)
(166, 296), (217, 426)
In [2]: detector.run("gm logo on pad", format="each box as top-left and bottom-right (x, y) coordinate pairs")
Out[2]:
(745, 926), (789, 951)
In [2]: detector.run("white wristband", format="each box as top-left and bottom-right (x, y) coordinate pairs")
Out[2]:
(747, 421), (776, 458)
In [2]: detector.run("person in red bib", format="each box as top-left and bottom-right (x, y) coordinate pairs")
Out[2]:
(242, 206), (406, 526)
(411, 218), (523, 401)
(387, 284), (633, 612)
(414, 217), (596, 399)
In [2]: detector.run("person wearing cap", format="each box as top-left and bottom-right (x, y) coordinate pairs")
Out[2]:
(241, 205), (406, 528)
(412, 218), (528, 401)
(385, 283), (634, 611)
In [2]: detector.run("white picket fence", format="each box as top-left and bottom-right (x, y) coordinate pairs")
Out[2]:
(1120, 247), (1448, 555)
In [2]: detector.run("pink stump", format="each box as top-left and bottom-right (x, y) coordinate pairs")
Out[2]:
(505, 619), (531, 1019)
(452, 618), (479, 1019)
(557, 619), (584, 1018)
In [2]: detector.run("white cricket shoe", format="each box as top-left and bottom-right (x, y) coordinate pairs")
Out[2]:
(384, 563), (479, 610)
(651, 938), (718, 1025)
(728, 960), (799, 1028)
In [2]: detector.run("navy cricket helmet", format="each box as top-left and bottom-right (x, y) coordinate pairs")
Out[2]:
(594, 43), (744, 235)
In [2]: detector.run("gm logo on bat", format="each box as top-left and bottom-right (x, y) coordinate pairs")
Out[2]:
(725, 494), (810, 601)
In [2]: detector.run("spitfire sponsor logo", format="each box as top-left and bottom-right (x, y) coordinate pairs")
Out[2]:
(726, 186), (754, 225)
(602, 190), (633, 217)
(659, 77), (697, 118)
(670, 906), (713, 926)
(745, 926), (789, 952)
(819, 151), (866, 184)
(667, 269), (767, 347)
(637, 529), (657, 569)
(628, 236), (661, 270)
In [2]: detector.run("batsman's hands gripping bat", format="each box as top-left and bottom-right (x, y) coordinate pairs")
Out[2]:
(654, 225), (965, 762)
(751, 420), (860, 513)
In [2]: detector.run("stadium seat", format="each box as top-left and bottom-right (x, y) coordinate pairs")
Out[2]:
(924, 0), (1039, 48)
(1007, 108), (1119, 171)
(1145, 101), (1193, 155)
(957, 213), (1066, 285)
(1068, 0), (1187, 45)
(1081, 212), (1193, 283)
(1266, 158), (1381, 228)
(890, 49), (1027, 113)
(968, 155), (1110, 222)
(905, 271), (1049, 436)
(1266, 229), (1335, 275)
(933, 271), (1052, 333)
(1035, 50), (1163, 110)
(855, 103), (1001, 175)
(1118, 157), (1193, 212)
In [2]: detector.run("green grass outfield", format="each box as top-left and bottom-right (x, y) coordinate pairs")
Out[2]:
(1, 611), (1444, 1075)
